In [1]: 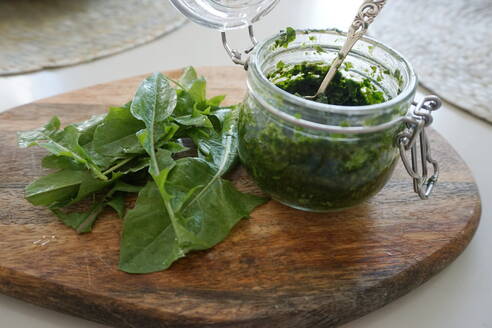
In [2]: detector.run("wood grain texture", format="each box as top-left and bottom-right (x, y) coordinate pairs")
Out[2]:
(0, 67), (481, 328)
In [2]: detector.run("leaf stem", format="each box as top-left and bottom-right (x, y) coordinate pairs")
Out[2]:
(151, 170), (180, 243)
(76, 201), (106, 233)
(89, 164), (109, 181)
(181, 124), (234, 212)
(168, 78), (185, 90)
(148, 127), (161, 177)
(102, 157), (135, 176)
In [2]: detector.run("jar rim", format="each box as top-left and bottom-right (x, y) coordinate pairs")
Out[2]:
(248, 28), (418, 116)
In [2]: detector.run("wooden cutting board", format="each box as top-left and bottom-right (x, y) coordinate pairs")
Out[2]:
(0, 67), (481, 328)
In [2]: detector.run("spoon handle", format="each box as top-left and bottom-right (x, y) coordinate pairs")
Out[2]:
(314, 0), (386, 97)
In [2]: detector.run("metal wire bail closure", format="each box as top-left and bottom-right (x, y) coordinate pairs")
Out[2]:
(221, 25), (258, 69)
(398, 95), (442, 199)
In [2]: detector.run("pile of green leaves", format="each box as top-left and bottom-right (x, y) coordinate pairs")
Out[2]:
(18, 67), (266, 274)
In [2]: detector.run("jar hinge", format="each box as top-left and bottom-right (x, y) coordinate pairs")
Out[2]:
(397, 95), (442, 200)
(221, 25), (258, 69)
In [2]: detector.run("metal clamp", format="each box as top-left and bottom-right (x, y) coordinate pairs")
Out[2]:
(221, 25), (258, 69)
(398, 95), (442, 200)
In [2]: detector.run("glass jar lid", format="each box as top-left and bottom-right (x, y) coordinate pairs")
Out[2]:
(170, 0), (279, 31)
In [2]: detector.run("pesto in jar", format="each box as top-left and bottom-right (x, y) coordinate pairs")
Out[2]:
(238, 62), (402, 211)
(268, 61), (386, 106)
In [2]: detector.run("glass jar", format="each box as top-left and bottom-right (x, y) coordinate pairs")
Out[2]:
(170, 1), (442, 212)
(238, 29), (419, 211)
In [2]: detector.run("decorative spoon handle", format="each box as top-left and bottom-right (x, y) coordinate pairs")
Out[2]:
(308, 0), (386, 99)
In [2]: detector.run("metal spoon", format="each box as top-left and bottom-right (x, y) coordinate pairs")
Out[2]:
(305, 0), (386, 100)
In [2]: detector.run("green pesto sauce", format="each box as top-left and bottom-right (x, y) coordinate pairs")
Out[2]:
(273, 27), (296, 49)
(238, 62), (401, 211)
(268, 61), (386, 105)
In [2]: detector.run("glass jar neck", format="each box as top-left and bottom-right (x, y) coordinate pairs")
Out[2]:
(247, 29), (417, 132)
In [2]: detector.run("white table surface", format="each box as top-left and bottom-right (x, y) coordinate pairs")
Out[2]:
(1, 1), (491, 327)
